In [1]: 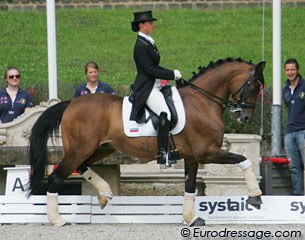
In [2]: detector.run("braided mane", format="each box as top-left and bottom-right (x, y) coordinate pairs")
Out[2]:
(190, 57), (253, 82)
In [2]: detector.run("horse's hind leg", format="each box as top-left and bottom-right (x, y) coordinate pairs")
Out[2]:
(77, 144), (116, 208)
(47, 144), (116, 226)
(47, 192), (68, 226)
(46, 153), (104, 226)
(77, 162), (113, 208)
(46, 156), (77, 226)
(183, 159), (205, 226)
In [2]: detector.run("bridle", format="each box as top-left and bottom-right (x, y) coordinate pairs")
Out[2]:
(230, 71), (264, 112)
(176, 70), (264, 113)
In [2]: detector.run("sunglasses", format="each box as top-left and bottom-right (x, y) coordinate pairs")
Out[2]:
(8, 74), (21, 79)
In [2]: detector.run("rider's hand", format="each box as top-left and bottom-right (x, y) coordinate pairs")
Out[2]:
(160, 80), (170, 86)
(174, 70), (182, 80)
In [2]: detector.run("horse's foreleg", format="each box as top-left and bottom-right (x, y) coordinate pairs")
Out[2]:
(237, 159), (262, 208)
(183, 160), (205, 226)
(206, 150), (262, 208)
(78, 164), (113, 208)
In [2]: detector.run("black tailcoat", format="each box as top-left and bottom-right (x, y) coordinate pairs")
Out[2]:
(130, 35), (174, 122)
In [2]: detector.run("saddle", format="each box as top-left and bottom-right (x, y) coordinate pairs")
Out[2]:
(129, 85), (178, 131)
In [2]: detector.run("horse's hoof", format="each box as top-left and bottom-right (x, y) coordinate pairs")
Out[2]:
(62, 222), (71, 227)
(246, 195), (263, 209)
(189, 217), (205, 227)
(98, 192), (113, 209)
(52, 220), (69, 227)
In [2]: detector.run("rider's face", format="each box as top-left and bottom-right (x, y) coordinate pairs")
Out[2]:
(139, 21), (155, 35)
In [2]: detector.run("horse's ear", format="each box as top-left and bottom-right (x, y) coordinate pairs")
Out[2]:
(255, 61), (266, 74)
(254, 61), (266, 85)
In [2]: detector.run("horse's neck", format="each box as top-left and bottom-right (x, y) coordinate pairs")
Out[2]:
(180, 68), (233, 116)
(196, 69), (233, 99)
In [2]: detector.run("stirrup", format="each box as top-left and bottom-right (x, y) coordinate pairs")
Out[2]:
(156, 151), (177, 166)
(169, 148), (180, 160)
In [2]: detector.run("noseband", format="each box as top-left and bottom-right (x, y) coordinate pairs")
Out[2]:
(176, 72), (263, 113)
(230, 71), (264, 112)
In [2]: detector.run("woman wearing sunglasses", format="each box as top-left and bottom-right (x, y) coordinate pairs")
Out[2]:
(0, 67), (33, 123)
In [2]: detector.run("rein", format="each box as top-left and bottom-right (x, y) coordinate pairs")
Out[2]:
(177, 73), (263, 112)
(177, 78), (233, 109)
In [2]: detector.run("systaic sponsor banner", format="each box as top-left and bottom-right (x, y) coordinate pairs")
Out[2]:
(195, 196), (305, 224)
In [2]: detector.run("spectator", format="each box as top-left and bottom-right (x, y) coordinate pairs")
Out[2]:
(282, 58), (305, 195)
(0, 67), (33, 124)
(74, 61), (115, 98)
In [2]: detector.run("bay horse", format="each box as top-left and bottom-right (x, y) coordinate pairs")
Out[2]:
(28, 58), (265, 226)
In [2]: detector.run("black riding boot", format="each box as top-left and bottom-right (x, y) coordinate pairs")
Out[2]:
(156, 112), (176, 165)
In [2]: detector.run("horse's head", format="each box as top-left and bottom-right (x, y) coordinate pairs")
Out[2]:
(231, 61), (266, 123)
(182, 58), (266, 123)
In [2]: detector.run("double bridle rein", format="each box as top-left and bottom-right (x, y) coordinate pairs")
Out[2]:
(177, 71), (264, 113)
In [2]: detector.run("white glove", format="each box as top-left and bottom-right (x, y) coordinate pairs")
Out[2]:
(174, 70), (182, 80)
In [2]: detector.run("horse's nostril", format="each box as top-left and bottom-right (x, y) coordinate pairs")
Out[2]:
(244, 116), (250, 122)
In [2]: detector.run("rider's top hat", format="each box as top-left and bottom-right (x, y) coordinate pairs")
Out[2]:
(131, 10), (157, 24)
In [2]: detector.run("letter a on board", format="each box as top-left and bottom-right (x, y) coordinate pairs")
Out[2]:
(12, 178), (25, 192)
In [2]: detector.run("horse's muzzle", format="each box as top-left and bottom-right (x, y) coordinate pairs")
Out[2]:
(235, 111), (251, 123)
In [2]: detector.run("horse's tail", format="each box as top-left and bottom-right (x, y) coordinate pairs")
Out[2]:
(28, 100), (71, 195)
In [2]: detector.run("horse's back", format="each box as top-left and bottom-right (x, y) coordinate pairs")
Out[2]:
(61, 93), (123, 136)
(66, 93), (122, 115)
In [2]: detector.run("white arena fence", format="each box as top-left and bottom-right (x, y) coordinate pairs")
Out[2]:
(1, 195), (305, 224)
(0, 196), (184, 224)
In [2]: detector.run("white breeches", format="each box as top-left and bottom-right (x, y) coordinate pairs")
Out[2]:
(146, 79), (171, 121)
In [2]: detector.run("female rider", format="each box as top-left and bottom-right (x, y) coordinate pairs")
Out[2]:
(129, 10), (182, 164)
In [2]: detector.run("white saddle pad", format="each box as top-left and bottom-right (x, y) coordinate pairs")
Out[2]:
(122, 86), (186, 137)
